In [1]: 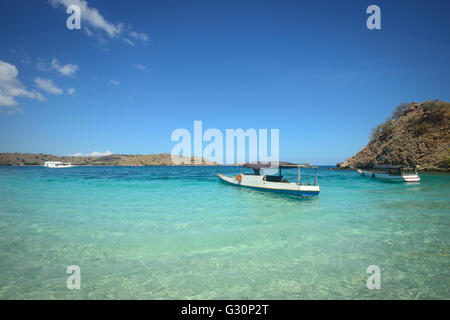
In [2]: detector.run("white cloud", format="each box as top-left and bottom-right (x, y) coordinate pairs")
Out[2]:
(51, 59), (79, 76)
(125, 32), (149, 47)
(109, 80), (119, 86)
(9, 47), (31, 64)
(35, 78), (63, 95)
(70, 150), (113, 157)
(67, 88), (75, 95)
(36, 58), (49, 71)
(50, 0), (122, 37)
(37, 58), (79, 77)
(123, 38), (135, 47)
(0, 60), (46, 114)
(50, 0), (148, 47)
(133, 64), (146, 70)
(84, 26), (93, 37)
(130, 31), (149, 44)
(123, 31), (149, 47)
(83, 26), (109, 47)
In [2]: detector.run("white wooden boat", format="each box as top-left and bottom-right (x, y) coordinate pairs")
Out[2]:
(357, 165), (420, 182)
(44, 161), (75, 168)
(218, 161), (320, 197)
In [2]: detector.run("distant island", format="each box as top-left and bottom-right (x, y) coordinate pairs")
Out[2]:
(3, 100), (449, 170)
(338, 100), (449, 171)
(0, 153), (217, 166)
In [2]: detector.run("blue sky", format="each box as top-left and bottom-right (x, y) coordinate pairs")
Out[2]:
(1, 0), (449, 164)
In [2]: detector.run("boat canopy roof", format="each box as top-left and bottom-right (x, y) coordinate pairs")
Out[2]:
(243, 161), (317, 169)
(373, 164), (404, 169)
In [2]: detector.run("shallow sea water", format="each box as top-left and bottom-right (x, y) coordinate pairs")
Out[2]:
(0, 166), (448, 299)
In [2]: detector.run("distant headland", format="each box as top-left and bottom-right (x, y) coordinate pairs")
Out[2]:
(337, 100), (449, 172)
(3, 100), (448, 170)
(0, 153), (217, 166)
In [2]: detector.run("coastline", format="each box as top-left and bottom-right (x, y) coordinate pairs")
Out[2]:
(0, 152), (218, 167)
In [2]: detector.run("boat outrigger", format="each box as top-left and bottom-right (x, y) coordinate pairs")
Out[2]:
(357, 164), (420, 182)
(218, 161), (320, 197)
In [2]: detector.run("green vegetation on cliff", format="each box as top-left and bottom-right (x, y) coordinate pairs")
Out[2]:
(341, 100), (450, 171)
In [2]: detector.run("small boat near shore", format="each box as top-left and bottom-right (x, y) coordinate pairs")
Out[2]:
(357, 164), (420, 182)
(44, 161), (75, 168)
(218, 161), (320, 197)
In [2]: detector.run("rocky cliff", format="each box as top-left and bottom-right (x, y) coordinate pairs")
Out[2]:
(339, 100), (449, 171)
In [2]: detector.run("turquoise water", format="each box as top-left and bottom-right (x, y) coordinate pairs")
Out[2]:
(0, 166), (449, 299)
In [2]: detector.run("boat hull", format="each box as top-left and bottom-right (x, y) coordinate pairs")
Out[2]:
(218, 174), (320, 197)
(44, 161), (75, 168)
(44, 164), (75, 168)
(357, 169), (420, 182)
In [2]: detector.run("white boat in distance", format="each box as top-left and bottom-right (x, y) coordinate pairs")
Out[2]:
(44, 161), (75, 168)
(218, 161), (320, 197)
(357, 164), (420, 182)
